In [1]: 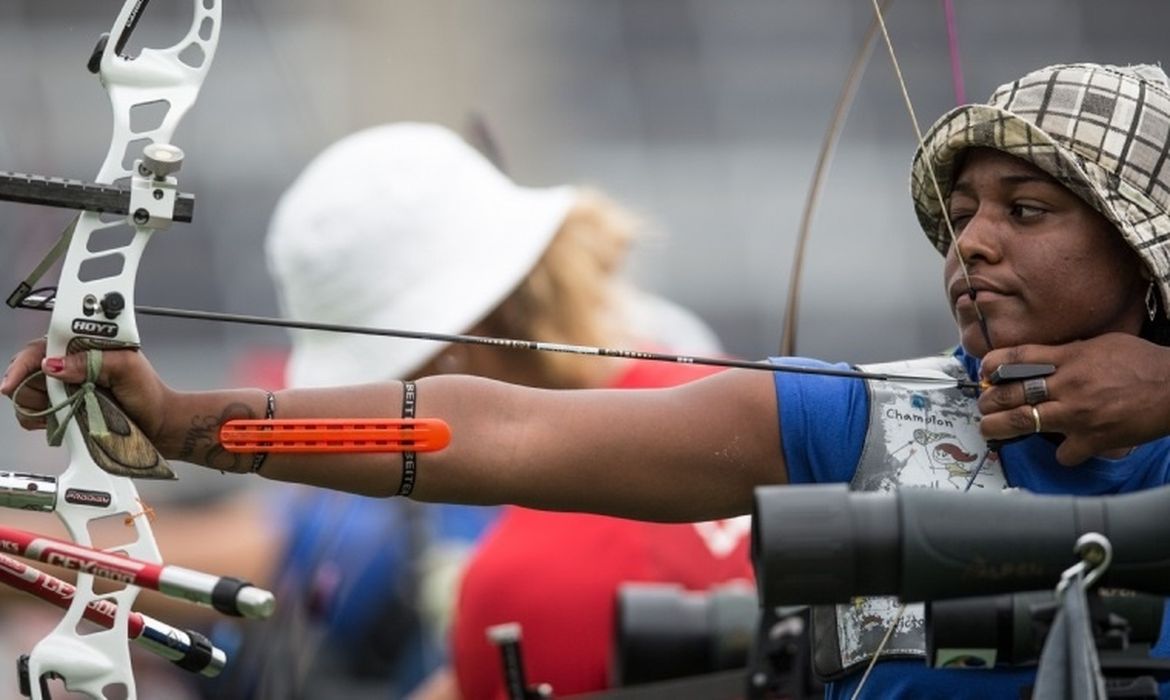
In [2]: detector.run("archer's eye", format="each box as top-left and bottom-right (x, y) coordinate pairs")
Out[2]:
(947, 210), (972, 233)
(1009, 203), (1046, 220)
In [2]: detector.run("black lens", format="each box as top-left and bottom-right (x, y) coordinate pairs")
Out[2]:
(612, 582), (758, 686)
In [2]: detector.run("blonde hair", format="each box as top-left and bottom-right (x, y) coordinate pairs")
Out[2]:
(477, 188), (641, 388)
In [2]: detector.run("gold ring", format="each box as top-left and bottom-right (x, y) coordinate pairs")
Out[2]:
(1031, 405), (1042, 434)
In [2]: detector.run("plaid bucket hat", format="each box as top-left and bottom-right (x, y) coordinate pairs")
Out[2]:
(910, 63), (1170, 314)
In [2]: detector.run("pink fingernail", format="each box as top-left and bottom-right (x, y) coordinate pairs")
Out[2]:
(44, 358), (65, 374)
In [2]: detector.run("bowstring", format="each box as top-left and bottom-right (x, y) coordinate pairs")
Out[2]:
(851, 3), (992, 695)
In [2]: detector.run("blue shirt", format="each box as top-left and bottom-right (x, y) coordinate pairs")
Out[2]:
(772, 347), (1170, 699)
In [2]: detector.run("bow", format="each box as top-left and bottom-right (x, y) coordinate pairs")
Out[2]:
(7, 1), (230, 697)
(779, 0), (971, 356)
(779, 0), (894, 356)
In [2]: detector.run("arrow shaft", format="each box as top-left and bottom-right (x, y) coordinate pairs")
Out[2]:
(0, 524), (275, 619)
(0, 553), (226, 677)
(14, 294), (979, 391)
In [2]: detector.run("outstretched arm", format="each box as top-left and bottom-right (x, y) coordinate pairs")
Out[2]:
(3, 340), (786, 522)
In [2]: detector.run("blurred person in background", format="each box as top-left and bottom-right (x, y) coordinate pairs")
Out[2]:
(254, 122), (751, 699)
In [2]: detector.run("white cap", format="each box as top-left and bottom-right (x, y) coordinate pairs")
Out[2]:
(266, 123), (575, 387)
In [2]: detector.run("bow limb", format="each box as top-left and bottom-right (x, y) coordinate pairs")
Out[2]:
(23, 2), (222, 698)
(779, 0), (894, 357)
(780, 0), (973, 357)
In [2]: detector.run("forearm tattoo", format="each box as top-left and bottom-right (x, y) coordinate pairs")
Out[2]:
(178, 401), (255, 473)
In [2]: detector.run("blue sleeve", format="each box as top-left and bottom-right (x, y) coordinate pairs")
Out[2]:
(770, 357), (870, 484)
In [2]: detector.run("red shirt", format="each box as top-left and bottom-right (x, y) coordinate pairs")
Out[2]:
(450, 359), (755, 699)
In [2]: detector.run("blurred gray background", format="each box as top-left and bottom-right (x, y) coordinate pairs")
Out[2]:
(0, 0), (1167, 477)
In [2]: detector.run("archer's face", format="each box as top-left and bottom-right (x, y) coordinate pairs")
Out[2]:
(943, 148), (1147, 358)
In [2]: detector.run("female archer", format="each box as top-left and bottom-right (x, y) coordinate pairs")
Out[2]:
(7, 62), (1170, 698)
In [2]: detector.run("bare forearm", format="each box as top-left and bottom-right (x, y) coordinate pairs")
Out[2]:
(415, 374), (785, 520)
(159, 371), (786, 521)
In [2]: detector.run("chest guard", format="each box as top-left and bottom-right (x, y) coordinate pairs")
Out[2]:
(810, 354), (1010, 680)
